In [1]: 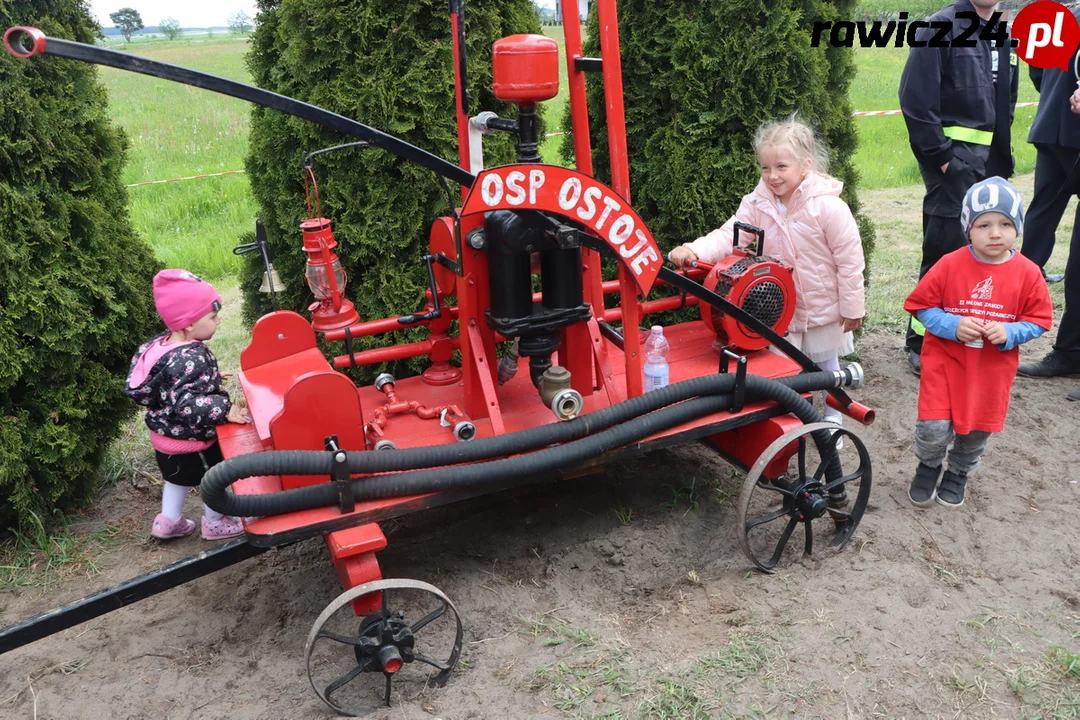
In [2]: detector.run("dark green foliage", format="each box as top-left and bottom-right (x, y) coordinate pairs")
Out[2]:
(564, 0), (874, 285)
(0, 1), (160, 530)
(242, 0), (542, 379)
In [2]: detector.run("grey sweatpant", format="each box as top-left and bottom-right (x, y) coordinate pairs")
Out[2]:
(914, 419), (991, 474)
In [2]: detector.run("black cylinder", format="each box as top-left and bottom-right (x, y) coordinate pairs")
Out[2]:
(540, 247), (583, 310)
(484, 210), (532, 323)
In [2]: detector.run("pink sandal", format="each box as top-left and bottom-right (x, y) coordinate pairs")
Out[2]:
(201, 515), (245, 540)
(151, 513), (196, 540)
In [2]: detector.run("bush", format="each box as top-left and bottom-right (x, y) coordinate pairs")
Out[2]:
(0, 1), (160, 530)
(242, 0), (543, 379)
(563, 0), (874, 288)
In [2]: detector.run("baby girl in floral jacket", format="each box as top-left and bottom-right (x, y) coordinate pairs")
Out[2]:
(125, 269), (250, 541)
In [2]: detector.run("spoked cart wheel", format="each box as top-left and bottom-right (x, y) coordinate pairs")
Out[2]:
(304, 578), (463, 717)
(736, 421), (871, 573)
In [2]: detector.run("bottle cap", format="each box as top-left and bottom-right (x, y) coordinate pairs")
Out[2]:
(651, 325), (662, 333)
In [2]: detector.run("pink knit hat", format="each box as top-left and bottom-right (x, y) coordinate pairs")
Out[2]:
(153, 269), (222, 331)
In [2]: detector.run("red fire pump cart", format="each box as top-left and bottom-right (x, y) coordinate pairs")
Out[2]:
(1, 1), (874, 715)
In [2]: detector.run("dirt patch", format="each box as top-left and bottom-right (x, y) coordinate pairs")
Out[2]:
(3, 186), (1080, 719)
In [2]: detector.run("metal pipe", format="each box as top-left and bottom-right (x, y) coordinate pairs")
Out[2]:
(603, 294), (700, 323)
(332, 336), (462, 369)
(323, 306), (461, 341)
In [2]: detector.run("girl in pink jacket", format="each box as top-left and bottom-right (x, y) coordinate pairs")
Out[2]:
(669, 116), (866, 426)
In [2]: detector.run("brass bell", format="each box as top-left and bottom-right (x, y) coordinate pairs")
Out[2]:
(259, 264), (286, 293)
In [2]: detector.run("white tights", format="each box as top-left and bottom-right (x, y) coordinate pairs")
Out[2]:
(161, 481), (223, 522)
(814, 353), (844, 423)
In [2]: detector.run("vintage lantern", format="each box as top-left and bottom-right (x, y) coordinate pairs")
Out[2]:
(300, 216), (360, 332)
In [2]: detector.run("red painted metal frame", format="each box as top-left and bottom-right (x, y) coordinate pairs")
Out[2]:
(561, 0), (604, 316)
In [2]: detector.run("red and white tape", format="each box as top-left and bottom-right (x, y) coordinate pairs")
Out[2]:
(853, 101), (1039, 117)
(128, 105), (1045, 187)
(125, 169), (247, 188)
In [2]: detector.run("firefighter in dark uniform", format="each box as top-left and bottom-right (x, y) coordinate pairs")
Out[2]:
(1019, 14), (1080, 287)
(1021, 44), (1080, 387)
(898, 0), (1018, 375)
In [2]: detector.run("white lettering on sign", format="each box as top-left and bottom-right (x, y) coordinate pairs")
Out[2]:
(578, 186), (601, 221)
(529, 169), (545, 205)
(631, 245), (661, 275)
(505, 170), (527, 206)
(482, 173), (504, 205)
(596, 196), (621, 230)
(558, 177), (582, 208)
(471, 166), (663, 289)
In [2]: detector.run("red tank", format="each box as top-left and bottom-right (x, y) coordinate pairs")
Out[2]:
(492, 34), (559, 104)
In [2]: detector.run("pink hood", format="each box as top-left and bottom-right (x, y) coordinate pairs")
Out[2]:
(684, 172), (866, 332)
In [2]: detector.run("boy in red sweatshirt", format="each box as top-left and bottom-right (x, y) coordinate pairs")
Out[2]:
(904, 177), (1053, 508)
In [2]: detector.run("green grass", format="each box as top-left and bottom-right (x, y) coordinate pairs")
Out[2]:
(0, 509), (131, 589)
(850, 44), (1040, 189)
(98, 34), (257, 280)
(540, 24), (569, 166)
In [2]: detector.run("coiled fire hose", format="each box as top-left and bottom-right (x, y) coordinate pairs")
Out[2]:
(202, 367), (862, 517)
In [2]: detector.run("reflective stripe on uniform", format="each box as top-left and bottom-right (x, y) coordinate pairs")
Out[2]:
(943, 126), (993, 145)
(912, 317), (926, 336)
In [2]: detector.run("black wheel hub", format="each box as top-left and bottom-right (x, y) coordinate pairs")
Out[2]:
(354, 612), (416, 672)
(792, 481), (829, 521)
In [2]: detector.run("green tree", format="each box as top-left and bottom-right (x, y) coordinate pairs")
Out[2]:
(0, 1), (160, 530)
(109, 7), (144, 42)
(227, 11), (252, 35)
(242, 0), (543, 378)
(565, 0), (874, 286)
(159, 17), (182, 40)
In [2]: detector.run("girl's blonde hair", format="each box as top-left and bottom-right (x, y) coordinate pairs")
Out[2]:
(752, 114), (831, 176)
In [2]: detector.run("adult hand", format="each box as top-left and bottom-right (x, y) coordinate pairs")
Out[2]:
(956, 316), (984, 343)
(1071, 87), (1080, 114)
(840, 317), (863, 333)
(668, 246), (698, 268)
(227, 404), (252, 424)
(983, 321), (1008, 345)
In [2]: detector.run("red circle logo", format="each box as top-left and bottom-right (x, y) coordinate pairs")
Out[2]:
(1011, 0), (1080, 70)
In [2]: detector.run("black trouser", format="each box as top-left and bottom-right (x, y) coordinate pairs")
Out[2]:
(1020, 144), (1080, 269)
(906, 154), (983, 354)
(1055, 221), (1080, 363)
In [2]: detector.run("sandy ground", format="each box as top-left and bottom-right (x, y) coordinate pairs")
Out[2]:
(2, 182), (1079, 719)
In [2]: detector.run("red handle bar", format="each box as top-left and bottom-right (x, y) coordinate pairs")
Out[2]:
(4, 27), (46, 58)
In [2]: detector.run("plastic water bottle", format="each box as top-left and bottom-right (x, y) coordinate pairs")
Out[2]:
(643, 325), (670, 392)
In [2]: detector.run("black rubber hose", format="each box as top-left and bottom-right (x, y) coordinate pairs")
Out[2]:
(203, 367), (853, 507)
(203, 373), (836, 517)
(254, 367), (855, 479)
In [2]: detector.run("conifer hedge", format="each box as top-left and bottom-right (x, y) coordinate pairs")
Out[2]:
(0, 2), (159, 530)
(242, 0), (543, 376)
(567, 0), (874, 282)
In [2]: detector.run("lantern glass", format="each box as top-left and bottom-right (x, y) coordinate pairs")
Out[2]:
(305, 259), (348, 300)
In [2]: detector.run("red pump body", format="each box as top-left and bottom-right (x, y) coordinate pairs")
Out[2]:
(492, 34), (560, 103)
